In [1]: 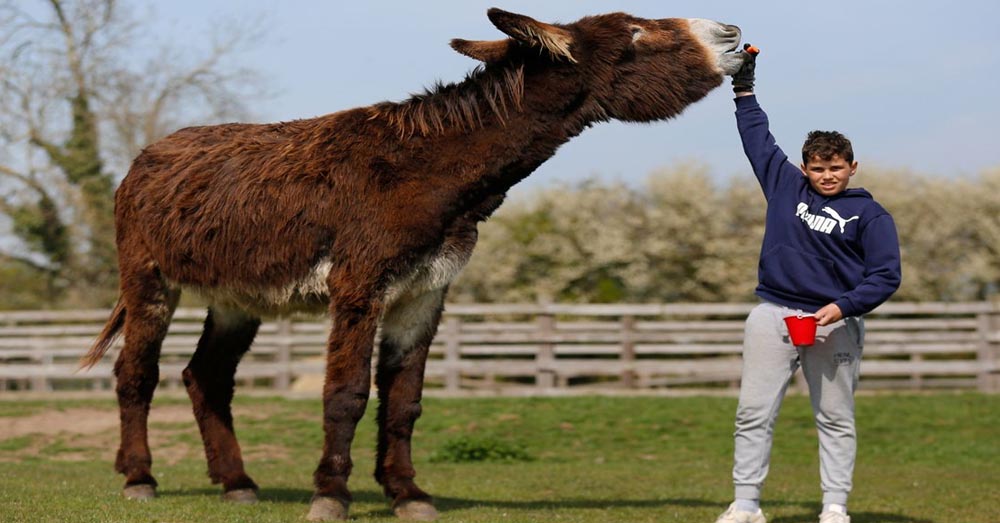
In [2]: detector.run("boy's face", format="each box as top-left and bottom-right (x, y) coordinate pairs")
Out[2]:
(800, 155), (857, 196)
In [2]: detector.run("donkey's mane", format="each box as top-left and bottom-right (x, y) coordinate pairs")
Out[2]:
(369, 64), (525, 138)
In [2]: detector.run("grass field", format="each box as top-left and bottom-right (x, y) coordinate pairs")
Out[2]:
(0, 393), (996, 523)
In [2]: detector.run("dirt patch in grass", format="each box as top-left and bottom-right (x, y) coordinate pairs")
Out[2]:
(0, 403), (297, 465)
(0, 405), (192, 439)
(0, 403), (285, 440)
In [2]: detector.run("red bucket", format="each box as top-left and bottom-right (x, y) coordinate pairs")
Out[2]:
(784, 314), (817, 346)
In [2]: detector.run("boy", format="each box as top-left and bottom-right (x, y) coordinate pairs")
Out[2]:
(714, 46), (902, 523)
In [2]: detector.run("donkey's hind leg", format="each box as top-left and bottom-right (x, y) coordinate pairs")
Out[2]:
(114, 264), (179, 500)
(375, 288), (446, 521)
(182, 305), (261, 502)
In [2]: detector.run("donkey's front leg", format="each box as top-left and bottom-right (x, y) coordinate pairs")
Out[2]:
(308, 295), (382, 522)
(375, 288), (445, 521)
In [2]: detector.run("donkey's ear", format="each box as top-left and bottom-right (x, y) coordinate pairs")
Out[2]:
(486, 8), (577, 63)
(450, 38), (515, 63)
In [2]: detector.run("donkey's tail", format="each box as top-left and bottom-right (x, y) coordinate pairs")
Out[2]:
(80, 300), (126, 369)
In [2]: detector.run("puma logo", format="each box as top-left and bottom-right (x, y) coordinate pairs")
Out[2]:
(795, 203), (860, 235)
(821, 207), (860, 233)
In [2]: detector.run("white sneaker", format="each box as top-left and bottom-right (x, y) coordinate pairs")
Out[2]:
(715, 502), (766, 523)
(819, 511), (851, 523)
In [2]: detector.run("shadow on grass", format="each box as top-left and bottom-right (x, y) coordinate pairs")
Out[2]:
(164, 487), (731, 509)
(158, 488), (396, 518)
(157, 487), (385, 505)
(771, 513), (933, 523)
(158, 488), (935, 523)
(291, 490), (780, 513)
(434, 496), (721, 510)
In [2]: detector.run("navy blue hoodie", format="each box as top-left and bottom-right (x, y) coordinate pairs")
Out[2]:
(736, 95), (901, 317)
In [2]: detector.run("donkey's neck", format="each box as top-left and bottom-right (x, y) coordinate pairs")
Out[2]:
(369, 63), (598, 197)
(369, 65), (527, 140)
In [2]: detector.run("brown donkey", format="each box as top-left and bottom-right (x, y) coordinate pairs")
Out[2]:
(81, 9), (743, 521)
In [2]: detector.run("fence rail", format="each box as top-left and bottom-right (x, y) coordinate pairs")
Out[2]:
(1, 302), (998, 394)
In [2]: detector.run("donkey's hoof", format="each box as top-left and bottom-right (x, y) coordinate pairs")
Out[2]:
(393, 499), (439, 521)
(222, 488), (259, 504)
(307, 496), (349, 521)
(122, 484), (156, 501)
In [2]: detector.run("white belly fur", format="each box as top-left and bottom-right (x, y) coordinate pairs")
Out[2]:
(178, 244), (471, 318)
(383, 243), (472, 306)
(178, 260), (334, 317)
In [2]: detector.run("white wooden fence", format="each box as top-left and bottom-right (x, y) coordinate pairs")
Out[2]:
(1, 302), (997, 394)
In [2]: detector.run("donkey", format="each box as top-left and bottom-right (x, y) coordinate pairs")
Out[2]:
(81, 8), (743, 521)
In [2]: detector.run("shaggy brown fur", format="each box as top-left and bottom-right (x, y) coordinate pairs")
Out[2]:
(369, 65), (525, 138)
(82, 8), (741, 520)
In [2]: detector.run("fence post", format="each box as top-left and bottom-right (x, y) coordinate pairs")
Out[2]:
(536, 310), (556, 390)
(911, 352), (924, 390)
(31, 343), (51, 392)
(621, 315), (636, 388)
(275, 318), (293, 391)
(443, 316), (461, 392)
(976, 305), (999, 392)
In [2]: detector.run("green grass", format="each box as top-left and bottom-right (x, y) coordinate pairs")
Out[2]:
(0, 394), (996, 522)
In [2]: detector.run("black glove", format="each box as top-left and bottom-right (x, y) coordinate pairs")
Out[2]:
(732, 43), (758, 94)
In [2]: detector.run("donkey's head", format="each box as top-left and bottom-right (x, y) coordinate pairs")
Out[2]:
(452, 9), (743, 123)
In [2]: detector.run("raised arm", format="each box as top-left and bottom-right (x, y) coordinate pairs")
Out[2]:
(730, 45), (800, 197)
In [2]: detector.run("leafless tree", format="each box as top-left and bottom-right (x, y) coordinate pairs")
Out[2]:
(0, 0), (267, 307)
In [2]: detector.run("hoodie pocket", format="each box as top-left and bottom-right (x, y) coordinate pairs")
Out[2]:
(760, 244), (843, 299)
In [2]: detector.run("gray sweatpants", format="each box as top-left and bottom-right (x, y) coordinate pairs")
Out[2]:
(733, 301), (864, 506)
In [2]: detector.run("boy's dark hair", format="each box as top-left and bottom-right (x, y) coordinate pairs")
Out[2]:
(802, 130), (854, 164)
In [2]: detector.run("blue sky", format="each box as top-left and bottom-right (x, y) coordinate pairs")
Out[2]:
(152, 1), (1000, 194)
